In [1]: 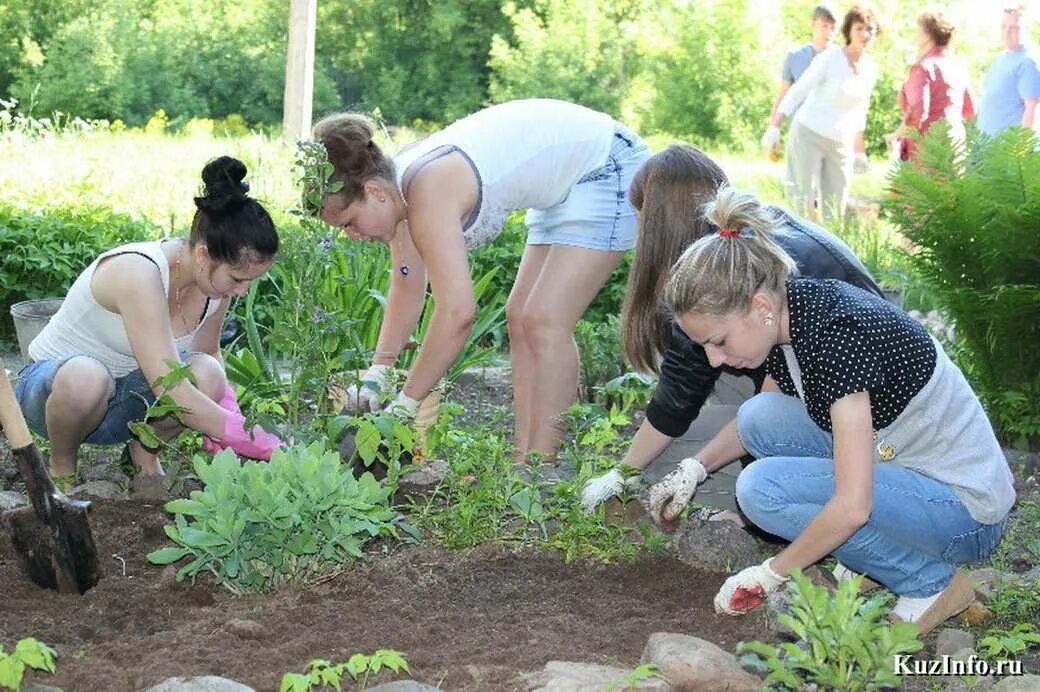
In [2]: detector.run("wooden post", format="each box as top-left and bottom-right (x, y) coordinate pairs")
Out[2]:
(283, 0), (317, 144)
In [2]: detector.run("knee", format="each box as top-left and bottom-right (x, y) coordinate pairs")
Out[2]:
(186, 353), (226, 401)
(505, 297), (528, 342)
(518, 310), (567, 355)
(50, 357), (112, 411)
(734, 459), (785, 519)
(736, 392), (790, 454)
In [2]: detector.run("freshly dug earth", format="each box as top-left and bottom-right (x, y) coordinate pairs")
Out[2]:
(1, 499), (768, 691)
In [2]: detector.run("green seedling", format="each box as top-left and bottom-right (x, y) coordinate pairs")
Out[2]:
(0, 637), (57, 691)
(280, 649), (409, 691)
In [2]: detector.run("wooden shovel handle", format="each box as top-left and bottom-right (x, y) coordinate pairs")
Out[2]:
(0, 362), (33, 449)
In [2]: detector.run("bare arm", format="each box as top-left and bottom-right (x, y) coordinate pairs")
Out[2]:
(372, 224), (428, 367)
(770, 80), (793, 121)
(619, 417), (675, 470)
(1023, 97), (1039, 130)
(92, 255), (229, 439)
(771, 391), (875, 575)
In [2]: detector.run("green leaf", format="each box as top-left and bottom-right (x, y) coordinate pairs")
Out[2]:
(147, 547), (192, 565)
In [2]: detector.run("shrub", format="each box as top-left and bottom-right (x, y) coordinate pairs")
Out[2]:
(0, 203), (155, 336)
(886, 126), (1040, 448)
(147, 444), (400, 592)
(0, 637), (57, 691)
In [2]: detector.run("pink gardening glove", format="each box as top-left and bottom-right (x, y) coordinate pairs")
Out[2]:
(218, 410), (284, 461)
(203, 383), (243, 453)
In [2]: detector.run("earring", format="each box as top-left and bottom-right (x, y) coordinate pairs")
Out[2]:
(765, 313), (775, 327)
(379, 197), (386, 203)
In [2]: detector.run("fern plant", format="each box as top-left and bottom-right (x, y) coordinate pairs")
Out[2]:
(886, 125), (1040, 449)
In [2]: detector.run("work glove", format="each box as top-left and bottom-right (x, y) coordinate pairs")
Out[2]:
(760, 126), (781, 153)
(648, 457), (707, 523)
(219, 410), (284, 461)
(342, 364), (393, 414)
(203, 382), (242, 453)
(853, 152), (870, 174)
(714, 558), (789, 615)
(581, 468), (626, 514)
(383, 390), (421, 420)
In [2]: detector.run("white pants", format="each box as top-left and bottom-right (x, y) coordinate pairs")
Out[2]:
(785, 120), (852, 222)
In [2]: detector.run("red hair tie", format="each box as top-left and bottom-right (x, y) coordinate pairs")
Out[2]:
(719, 227), (741, 238)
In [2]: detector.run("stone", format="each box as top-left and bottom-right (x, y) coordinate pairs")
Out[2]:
(68, 480), (124, 500)
(1003, 450), (1040, 477)
(641, 632), (762, 691)
(967, 567), (1001, 603)
(366, 683), (442, 692)
(144, 676), (254, 692)
(129, 474), (168, 502)
(396, 459), (449, 500)
(669, 519), (762, 574)
(525, 661), (667, 691)
(225, 618), (268, 641)
(992, 675), (1040, 691)
(935, 628), (975, 658)
(451, 365), (512, 392)
(20, 684), (64, 692)
(0, 489), (27, 511)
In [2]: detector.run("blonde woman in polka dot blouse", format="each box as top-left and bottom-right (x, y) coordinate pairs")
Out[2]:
(647, 185), (1015, 636)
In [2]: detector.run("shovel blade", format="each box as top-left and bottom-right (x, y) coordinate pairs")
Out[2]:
(3, 498), (100, 594)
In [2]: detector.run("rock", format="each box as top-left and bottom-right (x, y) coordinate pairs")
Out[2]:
(20, 684), (64, 692)
(69, 480), (124, 500)
(144, 676), (254, 692)
(1004, 450), (1039, 478)
(452, 365), (512, 392)
(641, 632), (762, 691)
(225, 618), (268, 640)
(935, 628), (975, 658)
(0, 489), (27, 511)
(525, 661), (667, 691)
(396, 459), (449, 500)
(129, 474), (168, 502)
(967, 568), (1001, 603)
(670, 519), (762, 574)
(957, 601), (993, 626)
(366, 683), (442, 692)
(81, 463), (131, 484)
(992, 675), (1040, 691)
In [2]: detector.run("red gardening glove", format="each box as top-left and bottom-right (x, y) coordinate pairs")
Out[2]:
(218, 410), (284, 461)
(203, 383), (243, 453)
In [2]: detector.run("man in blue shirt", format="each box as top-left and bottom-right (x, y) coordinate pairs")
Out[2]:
(769, 6), (837, 122)
(978, 5), (1040, 136)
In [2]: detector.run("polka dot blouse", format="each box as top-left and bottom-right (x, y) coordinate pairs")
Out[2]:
(765, 278), (937, 431)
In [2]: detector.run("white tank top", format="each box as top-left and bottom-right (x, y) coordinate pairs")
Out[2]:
(28, 240), (221, 377)
(393, 99), (616, 249)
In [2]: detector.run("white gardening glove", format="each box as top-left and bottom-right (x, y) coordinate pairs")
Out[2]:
(342, 364), (392, 414)
(581, 468), (626, 514)
(648, 457), (708, 523)
(853, 152), (870, 174)
(760, 126), (781, 153)
(714, 558), (789, 615)
(384, 390), (421, 420)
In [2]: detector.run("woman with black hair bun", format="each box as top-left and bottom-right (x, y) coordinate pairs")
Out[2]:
(15, 156), (284, 483)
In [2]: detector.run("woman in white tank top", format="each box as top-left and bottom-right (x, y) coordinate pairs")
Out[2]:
(314, 99), (649, 460)
(15, 157), (283, 482)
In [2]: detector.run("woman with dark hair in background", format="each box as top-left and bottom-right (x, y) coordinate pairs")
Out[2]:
(890, 11), (974, 162)
(16, 156), (284, 483)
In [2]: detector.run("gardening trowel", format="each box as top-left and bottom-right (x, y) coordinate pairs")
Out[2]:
(0, 363), (100, 594)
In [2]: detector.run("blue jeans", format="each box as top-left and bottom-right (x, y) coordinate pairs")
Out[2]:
(734, 392), (1008, 597)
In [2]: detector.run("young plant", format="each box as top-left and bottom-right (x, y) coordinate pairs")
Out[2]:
(147, 443), (401, 592)
(280, 650), (409, 692)
(978, 624), (1040, 661)
(0, 637), (57, 691)
(606, 663), (666, 692)
(738, 570), (922, 691)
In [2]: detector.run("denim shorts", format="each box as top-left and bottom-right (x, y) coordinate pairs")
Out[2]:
(525, 124), (650, 252)
(15, 354), (158, 446)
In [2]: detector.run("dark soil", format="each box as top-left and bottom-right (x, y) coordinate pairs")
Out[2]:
(1, 500), (767, 691)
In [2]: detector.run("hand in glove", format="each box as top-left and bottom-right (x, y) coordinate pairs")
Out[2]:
(203, 382), (242, 454)
(581, 468), (626, 514)
(760, 126), (781, 153)
(648, 457), (708, 523)
(342, 364), (393, 414)
(714, 558), (789, 615)
(220, 410), (284, 461)
(383, 390), (421, 420)
(853, 152), (870, 174)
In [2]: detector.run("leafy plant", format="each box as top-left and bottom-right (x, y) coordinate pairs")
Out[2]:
(147, 443), (401, 592)
(574, 315), (626, 404)
(979, 624), (1040, 661)
(738, 570), (922, 691)
(350, 409), (416, 476)
(886, 126), (1040, 448)
(280, 649), (410, 692)
(0, 637), (57, 691)
(980, 573), (1040, 626)
(606, 663), (666, 692)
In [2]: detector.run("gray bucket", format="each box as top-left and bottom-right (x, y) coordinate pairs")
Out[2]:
(10, 298), (64, 362)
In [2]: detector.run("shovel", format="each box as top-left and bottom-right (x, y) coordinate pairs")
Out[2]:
(0, 363), (99, 594)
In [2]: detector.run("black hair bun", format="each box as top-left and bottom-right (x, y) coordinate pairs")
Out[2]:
(195, 156), (250, 214)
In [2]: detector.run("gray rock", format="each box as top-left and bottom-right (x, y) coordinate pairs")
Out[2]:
(80, 463), (130, 484)
(20, 684), (64, 692)
(641, 632), (761, 691)
(967, 567), (1001, 602)
(1004, 450), (1039, 477)
(396, 459), (449, 498)
(669, 519), (762, 574)
(935, 629), (975, 658)
(366, 683), (442, 692)
(68, 480), (124, 500)
(144, 676), (254, 692)
(992, 674), (1040, 691)
(129, 474), (168, 502)
(0, 489), (27, 511)
(225, 618), (268, 641)
(452, 365), (512, 392)
(525, 661), (667, 691)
